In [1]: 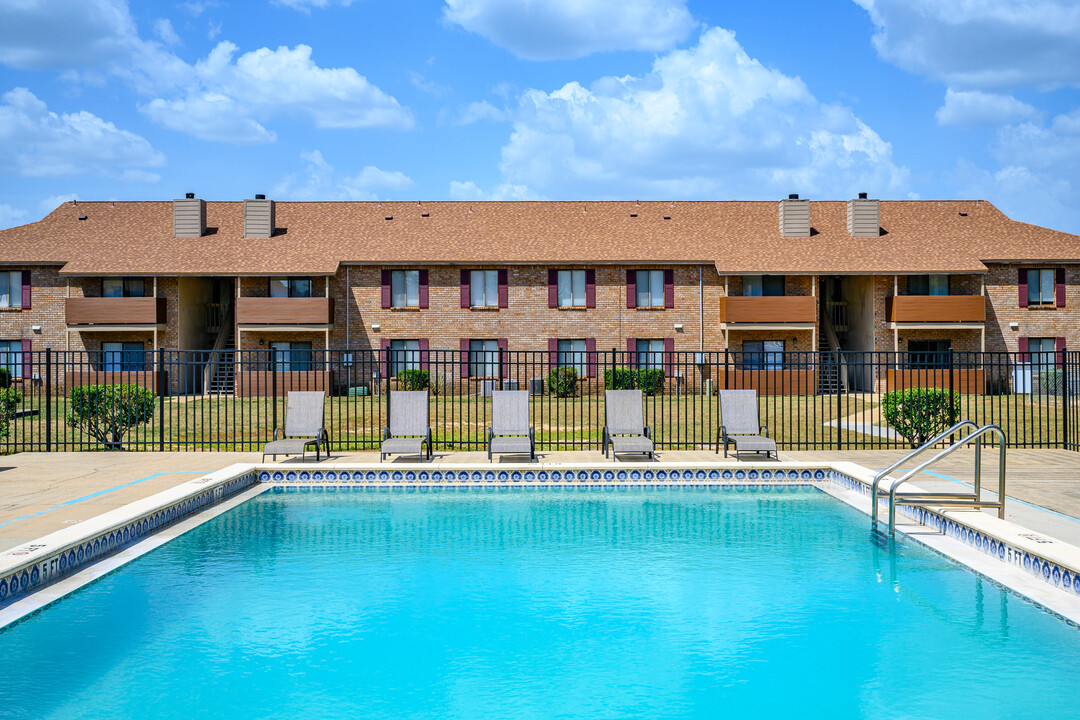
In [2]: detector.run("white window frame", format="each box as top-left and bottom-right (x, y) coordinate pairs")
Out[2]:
(635, 339), (665, 369)
(557, 339), (588, 376)
(636, 270), (664, 307)
(1029, 269), (1055, 305)
(0, 340), (21, 377)
(391, 270), (420, 308)
(1029, 337), (1057, 371)
(469, 339), (500, 378)
(0, 271), (22, 308)
(557, 270), (586, 307)
(470, 270), (499, 307)
(390, 339), (421, 375)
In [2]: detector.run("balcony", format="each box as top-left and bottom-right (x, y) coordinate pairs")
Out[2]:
(65, 297), (166, 327)
(235, 297), (334, 326)
(718, 296), (816, 325)
(886, 295), (986, 324)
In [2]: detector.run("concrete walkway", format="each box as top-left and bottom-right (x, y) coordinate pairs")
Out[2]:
(1, 447), (1078, 552)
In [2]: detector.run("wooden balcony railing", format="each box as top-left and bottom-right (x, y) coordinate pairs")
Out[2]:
(886, 295), (986, 323)
(718, 296), (816, 324)
(235, 297), (335, 325)
(65, 297), (166, 326)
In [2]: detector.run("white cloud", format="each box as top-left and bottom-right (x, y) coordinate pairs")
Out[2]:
(141, 94), (276, 144)
(449, 180), (540, 200)
(39, 193), (79, 212)
(272, 150), (414, 201)
(274, 0), (361, 11)
(486, 27), (906, 200)
(935, 88), (1040, 127)
(455, 100), (508, 125)
(408, 70), (452, 98)
(854, 0), (1080, 90)
(0, 204), (28, 229)
(0, 87), (165, 177)
(0, 0), (138, 70)
(154, 18), (181, 46)
(443, 0), (696, 60)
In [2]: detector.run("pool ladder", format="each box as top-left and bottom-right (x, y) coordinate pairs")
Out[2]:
(870, 421), (1006, 536)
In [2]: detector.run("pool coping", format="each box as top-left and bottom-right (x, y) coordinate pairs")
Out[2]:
(3, 459), (1080, 628)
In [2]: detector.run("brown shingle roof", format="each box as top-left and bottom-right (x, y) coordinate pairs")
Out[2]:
(0, 199), (1077, 276)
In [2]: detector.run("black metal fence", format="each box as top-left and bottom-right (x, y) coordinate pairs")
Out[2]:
(1, 348), (1078, 453)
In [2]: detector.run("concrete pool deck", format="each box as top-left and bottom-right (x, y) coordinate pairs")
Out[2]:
(1, 447), (1079, 551)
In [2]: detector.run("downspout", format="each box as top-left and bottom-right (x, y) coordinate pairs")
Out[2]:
(698, 265), (704, 352)
(346, 265), (350, 350)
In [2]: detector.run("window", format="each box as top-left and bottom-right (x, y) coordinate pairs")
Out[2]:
(743, 275), (785, 297)
(469, 339), (500, 378)
(391, 270), (420, 307)
(557, 270), (586, 307)
(270, 341), (312, 371)
(742, 340), (784, 370)
(908, 275), (949, 296)
(1028, 338), (1057, 371)
(470, 270), (499, 307)
(907, 340), (950, 369)
(0, 340), (21, 378)
(102, 342), (145, 371)
(557, 339), (588, 376)
(269, 277), (312, 298)
(390, 339), (420, 376)
(1028, 269), (1056, 305)
(636, 270), (664, 307)
(0, 271), (23, 308)
(102, 277), (146, 298)
(635, 339), (665, 369)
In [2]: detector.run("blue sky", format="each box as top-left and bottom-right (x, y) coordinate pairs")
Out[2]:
(1, 0), (1078, 233)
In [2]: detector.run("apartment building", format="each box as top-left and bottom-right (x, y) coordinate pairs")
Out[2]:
(0, 194), (1077, 394)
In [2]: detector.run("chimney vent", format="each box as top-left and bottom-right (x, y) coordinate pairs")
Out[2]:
(255, 193), (265, 200)
(243, 196), (275, 238)
(779, 196), (810, 237)
(846, 195), (880, 237)
(173, 195), (206, 237)
(788, 193), (799, 200)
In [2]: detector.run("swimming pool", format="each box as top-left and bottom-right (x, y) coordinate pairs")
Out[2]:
(2, 485), (1079, 719)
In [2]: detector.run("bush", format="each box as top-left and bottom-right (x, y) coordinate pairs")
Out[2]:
(397, 368), (429, 391)
(881, 388), (960, 448)
(67, 384), (156, 449)
(547, 366), (579, 397)
(0, 367), (9, 389)
(604, 367), (634, 390)
(0, 387), (22, 439)
(634, 369), (665, 396)
(1037, 369), (1064, 395)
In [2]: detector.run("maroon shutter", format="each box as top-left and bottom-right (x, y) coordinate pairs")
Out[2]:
(626, 270), (636, 308)
(460, 269), (470, 308)
(1017, 337), (1029, 362)
(1057, 337), (1066, 368)
(626, 337), (636, 368)
(379, 338), (390, 377)
(585, 338), (597, 378)
(548, 338), (558, 367)
(381, 269), (392, 308)
(497, 269), (508, 308)
(548, 269), (558, 308)
(20, 267), (30, 306)
(664, 337), (675, 377)
(498, 338), (508, 378)
(585, 269), (596, 308)
(1018, 268), (1028, 308)
(419, 339), (429, 372)
(418, 269), (428, 308)
(664, 269), (674, 308)
(1056, 268), (1066, 307)
(460, 338), (470, 378)
(21, 339), (31, 379)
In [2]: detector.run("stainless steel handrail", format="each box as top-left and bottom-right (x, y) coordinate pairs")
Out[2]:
(886, 424), (1006, 536)
(870, 420), (979, 525)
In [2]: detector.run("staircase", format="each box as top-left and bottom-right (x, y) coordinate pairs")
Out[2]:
(207, 326), (235, 395)
(818, 333), (841, 395)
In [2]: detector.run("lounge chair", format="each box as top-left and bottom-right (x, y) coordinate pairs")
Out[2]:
(488, 390), (535, 461)
(603, 389), (655, 460)
(262, 391), (329, 462)
(380, 390), (433, 462)
(716, 389), (777, 459)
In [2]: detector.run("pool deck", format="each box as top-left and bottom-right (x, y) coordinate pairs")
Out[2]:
(1, 447), (1079, 551)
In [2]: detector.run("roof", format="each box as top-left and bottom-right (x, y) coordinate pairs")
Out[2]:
(0, 199), (1076, 276)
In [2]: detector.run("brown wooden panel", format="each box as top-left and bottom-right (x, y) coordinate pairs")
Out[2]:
(234, 370), (330, 397)
(718, 296), (816, 324)
(235, 297), (334, 325)
(886, 368), (984, 395)
(65, 297), (166, 325)
(725, 368), (818, 396)
(65, 370), (167, 393)
(886, 295), (986, 323)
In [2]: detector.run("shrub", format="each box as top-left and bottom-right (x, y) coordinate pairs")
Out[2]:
(881, 388), (960, 448)
(604, 367), (634, 390)
(547, 366), (579, 397)
(634, 369), (665, 396)
(0, 388), (22, 439)
(397, 368), (430, 391)
(67, 384), (156, 449)
(0, 367), (9, 389)
(1037, 369), (1064, 395)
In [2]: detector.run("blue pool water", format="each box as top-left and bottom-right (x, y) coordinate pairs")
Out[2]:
(2, 485), (1079, 719)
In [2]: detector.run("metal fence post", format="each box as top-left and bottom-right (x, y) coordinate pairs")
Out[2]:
(270, 347), (278, 432)
(1062, 346), (1069, 449)
(44, 348), (51, 452)
(384, 346), (391, 432)
(948, 347), (956, 442)
(835, 352), (842, 451)
(157, 347), (166, 452)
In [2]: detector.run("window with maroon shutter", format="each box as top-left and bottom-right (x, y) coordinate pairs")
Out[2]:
(548, 338), (558, 367)
(1017, 337), (1029, 362)
(626, 337), (636, 367)
(381, 270), (392, 309)
(498, 269), (508, 308)
(626, 270), (636, 308)
(585, 269), (596, 308)
(379, 338), (391, 376)
(548, 269), (558, 308)
(1017, 268), (1028, 307)
(1056, 268), (1066, 307)
(21, 270), (30, 309)
(460, 338), (470, 378)
(419, 339), (430, 372)
(664, 269), (674, 308)
(21, 339), (31, 379)
(460, 270), (470, 308)
(418, 269), (429, 308)
(498, 338), (508, 378)
(664, 337), (675, 376)
(1057, 337), (1066, 368)
(585, 338), (596, 377)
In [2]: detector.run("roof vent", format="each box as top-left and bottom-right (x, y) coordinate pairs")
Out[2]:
(846, 195), (880, 237)
(663, 215), (671, 220)
(255, 193), (265, 200)
(421, 212), (430, 218)
(630, 213), (638, 218)
(243, 196), (275, 238)
(173, 195), (206, 237)
(78, 215), (87, 221)
(959, 211), (968, 217)
(779, 196), (810, 237)
(385, 215), (393, 221)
